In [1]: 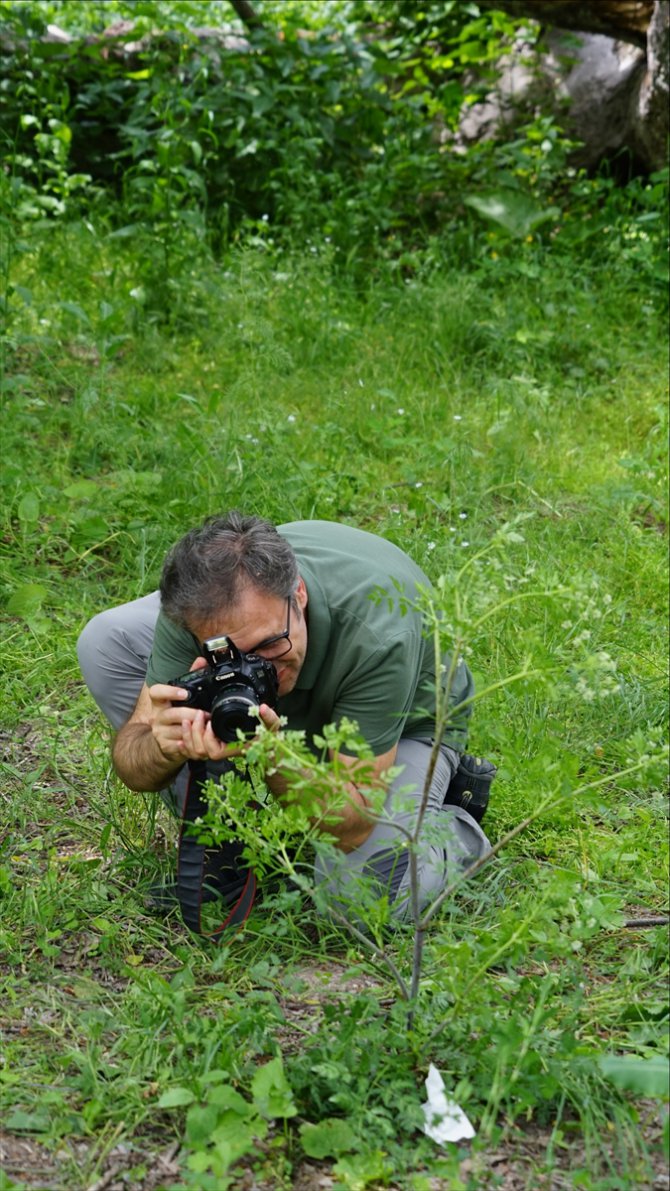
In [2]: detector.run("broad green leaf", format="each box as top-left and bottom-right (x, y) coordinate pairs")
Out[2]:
(185, 1102), (220, 1146)
(600, 1055), (670, 1098)
(17, 492), (39, 523)
(187, 1149), (218, 1173)
(63, 480), (100, 500)
(158, 1086), (195, 1108)
(69, 514), (109, 549)
(464, 191), (560, 239)
(5, 1110), (49, 1132)
(300, 1117), (357, 1159)
(251, 1055), (297, 1119)
(60, 300), (90, 324)
(333, 1149), (390, 1189)
(6, 583), (47, 618)
(207, 1085), (252, 1114)
(106, 469), (162, 490)
(211, 1116), (261, 1162)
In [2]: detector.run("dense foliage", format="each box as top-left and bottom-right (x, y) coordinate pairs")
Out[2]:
(2, 0), (667, 281)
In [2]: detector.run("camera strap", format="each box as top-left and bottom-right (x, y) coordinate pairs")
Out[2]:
(176, 760), (257, 939)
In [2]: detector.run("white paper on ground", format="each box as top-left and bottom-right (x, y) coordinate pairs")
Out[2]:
(421, 1063), (476, 1145)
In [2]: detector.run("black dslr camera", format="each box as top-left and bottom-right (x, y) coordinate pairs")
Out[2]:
(171, 636), (279, 743)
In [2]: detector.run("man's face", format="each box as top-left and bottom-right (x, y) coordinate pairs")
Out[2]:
(189, 578), (308, 698)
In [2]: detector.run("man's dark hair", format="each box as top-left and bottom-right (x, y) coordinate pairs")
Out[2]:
(160, 511), (299, 629)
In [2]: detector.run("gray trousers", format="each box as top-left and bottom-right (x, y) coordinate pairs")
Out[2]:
(78, 593), (491, 921)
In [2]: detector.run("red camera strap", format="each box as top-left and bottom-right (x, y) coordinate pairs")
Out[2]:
(176, 761), (257, 939)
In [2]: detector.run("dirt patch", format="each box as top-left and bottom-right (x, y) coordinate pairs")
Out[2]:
(0, 1131), (62, 1189)
(274, 958), (389, 1052)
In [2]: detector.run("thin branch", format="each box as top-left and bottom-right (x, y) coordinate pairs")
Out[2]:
(419, 758), (653, 930)
(317, 899), (411, 1001)
(228, 0), (263, 29)
(470, 587), (570, 631)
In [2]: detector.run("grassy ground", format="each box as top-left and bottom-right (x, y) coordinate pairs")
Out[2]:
(0, 223), (668, 1190)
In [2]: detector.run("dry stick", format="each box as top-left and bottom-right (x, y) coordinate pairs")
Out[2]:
(624, 916), (669, 928)
(86, 1163), (126, 1191)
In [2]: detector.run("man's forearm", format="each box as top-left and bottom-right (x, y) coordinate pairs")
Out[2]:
(112, 722), (183, 793)
(264, 768), (375, 852)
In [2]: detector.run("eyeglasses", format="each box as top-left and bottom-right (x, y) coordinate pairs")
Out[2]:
(247, 597), (293, 660)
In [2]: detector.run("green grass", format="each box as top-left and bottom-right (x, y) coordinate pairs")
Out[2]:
(0, 221), (668, 1190)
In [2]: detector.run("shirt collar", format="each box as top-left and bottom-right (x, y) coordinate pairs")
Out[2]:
(295, 564), (331, 690)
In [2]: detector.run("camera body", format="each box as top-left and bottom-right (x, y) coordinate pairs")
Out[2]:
(171, 635), (279, 743)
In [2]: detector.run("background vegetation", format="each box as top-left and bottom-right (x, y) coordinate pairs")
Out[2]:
(1, 2), (668, 1189)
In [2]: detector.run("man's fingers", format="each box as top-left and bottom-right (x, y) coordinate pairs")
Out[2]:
(259, 703), (281, 731)
(149, 682), (190, 703)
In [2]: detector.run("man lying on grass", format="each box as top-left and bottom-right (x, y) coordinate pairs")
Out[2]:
(78, 512), (492, 932)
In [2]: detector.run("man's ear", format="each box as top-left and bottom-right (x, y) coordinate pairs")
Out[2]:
(296, 576), (308, 610)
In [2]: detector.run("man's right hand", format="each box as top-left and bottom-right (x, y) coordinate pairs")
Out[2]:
(147, 670), (242, 765)
(111, 658), (251, 792)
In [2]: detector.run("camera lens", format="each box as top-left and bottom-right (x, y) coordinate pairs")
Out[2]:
(210, 684), (261, 742)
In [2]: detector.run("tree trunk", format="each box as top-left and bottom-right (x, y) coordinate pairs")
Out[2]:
(632, 0), (670, 168)
(477, 0), (654, 48)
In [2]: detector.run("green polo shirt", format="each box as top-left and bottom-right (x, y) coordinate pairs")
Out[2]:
(145, 520), (473, 755)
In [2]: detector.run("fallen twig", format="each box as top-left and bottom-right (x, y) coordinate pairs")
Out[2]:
(623, 916), (669, 928)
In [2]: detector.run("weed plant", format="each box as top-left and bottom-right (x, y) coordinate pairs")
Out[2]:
(0, 195), (668, 1187)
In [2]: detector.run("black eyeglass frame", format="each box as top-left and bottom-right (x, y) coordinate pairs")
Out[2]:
(246, 596), (293, 660)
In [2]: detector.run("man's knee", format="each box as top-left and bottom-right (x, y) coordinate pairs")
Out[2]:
(77, 607), (152, 728)
(77, 610), (119, 692)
